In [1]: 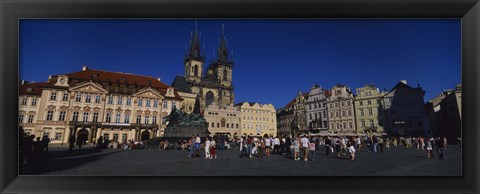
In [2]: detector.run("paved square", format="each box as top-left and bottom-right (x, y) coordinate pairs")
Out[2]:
(21, 145), (461, 176)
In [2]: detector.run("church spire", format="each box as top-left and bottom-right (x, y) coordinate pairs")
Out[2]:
(186, 20), (203, 61)
(217, 24), (229, 62)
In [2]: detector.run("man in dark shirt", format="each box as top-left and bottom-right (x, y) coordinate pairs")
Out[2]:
(436, 137), (445, 159)
(285, 136), (292, 158)
(325, 137), (332, 156)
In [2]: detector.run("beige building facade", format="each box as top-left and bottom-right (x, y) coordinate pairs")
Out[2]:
(203, 103), (241, 137)
(354, 84), (386, 134)
(236, 102), (276, 136)
(19, 66), (183, 144)
(327, 84), (356, 133)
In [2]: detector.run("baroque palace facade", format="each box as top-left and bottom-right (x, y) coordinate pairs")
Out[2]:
(19, 66), (183, 144)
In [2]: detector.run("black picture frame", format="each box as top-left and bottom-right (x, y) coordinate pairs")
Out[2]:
(1, 0), (479, 193)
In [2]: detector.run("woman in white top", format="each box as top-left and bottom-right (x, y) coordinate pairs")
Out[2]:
(264, 134), (271, 157)
(205, 138), (211, 159)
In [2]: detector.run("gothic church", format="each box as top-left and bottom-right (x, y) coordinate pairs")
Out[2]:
(172, 24), (235, 113)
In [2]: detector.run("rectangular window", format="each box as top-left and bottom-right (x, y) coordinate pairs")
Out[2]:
(85, 94), (91, 103)
(146, 99), (151, 107)
(136, 115), (141, 124)
(335, 103), (338, 107)
(63, 93), (69, 101)
(349, 122), (353, 129)
(359, 101), (363, 106)
(163, 101), (168, 108)
(144, 116), (149, 124)
(217, 123), (220, 128)
(126, 98), (131, 106)
(105, 113), (111, 123)
(21, 98), (27, 106)
(113, 134), (119, 141)
(115, 113), (121, 123)
(348, 110), (352, 116)
(46, 111), (54, 121)
(368, 109), (373, 115)
(108, 96), (113, 104)
(153, 100), (158, 108)
(19, 114), (24, 123)
(104, 134), (109, 140)
(171, 101), (176, 109)
(361, 120), (365, 127)
(72, 112), (79, 122)
(236, 124), (239, 128)
(360, 109), (364, 116)
(368, 100), (372, 105)
(55, 133), (62, 140)
(341, 102), (344, 107)
(342, 111), (345, 117)
(75, 93), (82, 102)
(212, 123), (215, 128)
(31, 98), (37, 106)
(93, 112), (99, 122)
(95, 95), (101, 103)
(122, 134), (128, 141)
(82, 112), (89, 122)
(370, 120), (374, 127)
(227, 123), (230, 128)
(50, 92), (57, 101)
(152, 116), (157, 124)
(138, 99), (143, 106)
(59, 111), (66, 121)
(124, 114), (130, 123)
(28, 115), (34, 123)
(117, 97), (123, 105)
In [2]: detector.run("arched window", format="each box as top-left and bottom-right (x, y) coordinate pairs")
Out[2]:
(194, 65), (198, 76)
(223, 69), (228, 81)
(205, 91), (214, 106)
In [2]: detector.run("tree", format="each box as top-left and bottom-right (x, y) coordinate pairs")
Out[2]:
(193, 95), (201, 114)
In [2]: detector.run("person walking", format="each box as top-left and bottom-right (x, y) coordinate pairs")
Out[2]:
(205, 137), (211, 159)
(426, 140), (433, 159)
(378, 137), (384, 153)
(372, 136), (378, 152)
(273, 136), (280, 154)
(210, 138), (216, 159)
(308, 138), (316, 161)
(293, 136), (300, 161)
(41, 135), (50, 152)
(246, 136), (253, 158)
(325, 136), (332, 156)
(436, 137), (445, 159)
(188, 135), (195, 158)
(68, 135), (76, 156)
(239, 136), (248, 158)
(258, 138), (265, 158)
(348, 137), (356, 161)
(285, 135), (292, 158)
(264, 134), (271, 157)
(301, 135), (309, 161)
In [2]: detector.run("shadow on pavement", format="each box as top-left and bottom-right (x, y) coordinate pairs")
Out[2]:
(21, 147), (122, 175)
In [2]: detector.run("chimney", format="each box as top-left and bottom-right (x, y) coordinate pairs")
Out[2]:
(157, 77), (161, 82)
(82, 65), (88, 71)
(400, 80), (407, 85)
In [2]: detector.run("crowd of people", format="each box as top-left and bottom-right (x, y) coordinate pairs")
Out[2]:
(19, 129), (50, 165)
(19, 124), (453, 166)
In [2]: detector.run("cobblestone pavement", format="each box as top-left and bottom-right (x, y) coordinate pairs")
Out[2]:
(21, 145), (461, 176)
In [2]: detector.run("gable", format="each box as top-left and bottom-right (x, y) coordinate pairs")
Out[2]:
(70, 81), (108, 94)
(133, 87), (164, 99)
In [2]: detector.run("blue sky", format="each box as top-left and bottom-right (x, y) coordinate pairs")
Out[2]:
(20, 19), (461, 109)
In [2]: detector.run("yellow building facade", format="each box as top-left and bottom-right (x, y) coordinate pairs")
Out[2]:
(236, 102), (276, 136)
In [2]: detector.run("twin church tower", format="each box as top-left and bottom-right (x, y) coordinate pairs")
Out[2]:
(173, 23), (235, 112)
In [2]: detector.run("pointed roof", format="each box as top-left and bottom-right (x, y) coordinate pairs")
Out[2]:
(186, 22), (204, 61)
(171, 75), (192, 93)
(217, 24), (229, 63)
